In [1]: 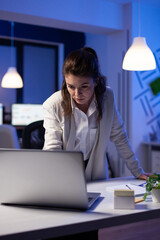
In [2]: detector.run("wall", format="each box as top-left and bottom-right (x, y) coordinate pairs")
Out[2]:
(0, 0), (123, 34)
(131, 2), (160, 171)
(85, 33), (108, 79)
(86, 1), (160, 176)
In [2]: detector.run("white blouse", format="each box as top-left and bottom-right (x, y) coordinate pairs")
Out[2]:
(71, 97), (98, 161)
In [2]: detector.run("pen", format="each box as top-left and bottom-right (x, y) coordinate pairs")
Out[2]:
(138, 182), (146, 187)
(126, 184), (132, 190)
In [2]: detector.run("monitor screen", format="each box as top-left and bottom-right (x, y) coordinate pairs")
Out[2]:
(11, 104), (43, 126)
(0, 103), (3, 125)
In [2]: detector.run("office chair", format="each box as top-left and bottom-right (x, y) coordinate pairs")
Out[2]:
(0, 124), (20, 149)
(22, 120), (45, 149)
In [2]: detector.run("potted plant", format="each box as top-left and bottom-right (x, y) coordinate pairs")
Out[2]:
(143, 173), (160, 202)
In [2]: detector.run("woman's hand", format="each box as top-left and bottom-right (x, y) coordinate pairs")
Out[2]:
(138, 173), (152, 180)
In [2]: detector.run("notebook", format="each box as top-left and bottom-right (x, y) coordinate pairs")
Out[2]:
(0, 149), (100, 210)
(106, 183), (146, 197)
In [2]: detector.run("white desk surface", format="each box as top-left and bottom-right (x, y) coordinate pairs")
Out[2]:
(0, 177), (160, 240)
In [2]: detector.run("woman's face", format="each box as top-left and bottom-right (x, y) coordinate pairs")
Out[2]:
(65, 74), (96, 109)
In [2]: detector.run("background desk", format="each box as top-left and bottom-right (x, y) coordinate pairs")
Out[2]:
(0, 177), (160, 240)
(143, 141), (160, 172)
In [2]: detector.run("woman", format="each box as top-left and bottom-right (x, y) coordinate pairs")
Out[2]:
(43, 47), (150, 181)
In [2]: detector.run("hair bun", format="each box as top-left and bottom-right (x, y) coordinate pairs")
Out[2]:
(83, 47), (98, 60)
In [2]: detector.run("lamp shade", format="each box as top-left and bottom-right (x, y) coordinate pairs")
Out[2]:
(1, 67), (23, 88)
(122, 37), (156, 71)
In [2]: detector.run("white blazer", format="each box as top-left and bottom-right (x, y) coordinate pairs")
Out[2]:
(43, 87), (144, 181)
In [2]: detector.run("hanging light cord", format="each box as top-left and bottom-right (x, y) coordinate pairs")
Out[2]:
(11, 21), (14, 67)
(138, 0), (141, 36)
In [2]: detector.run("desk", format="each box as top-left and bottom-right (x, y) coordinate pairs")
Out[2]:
(0, 177), (160, 240)
(143, 141), (160, 171)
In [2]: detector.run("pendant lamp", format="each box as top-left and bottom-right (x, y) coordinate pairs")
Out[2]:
(122, 0), (156, 71)
(1, 22), (23, 88)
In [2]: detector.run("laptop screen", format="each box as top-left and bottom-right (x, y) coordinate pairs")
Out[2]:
(0, 103), (3, 125)
(11, 104), (43, 126)
(0, 149), (92, 210)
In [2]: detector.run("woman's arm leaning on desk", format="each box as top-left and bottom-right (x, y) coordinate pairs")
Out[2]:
(109, 100), (152, 181)
(138, 173), (152, 180)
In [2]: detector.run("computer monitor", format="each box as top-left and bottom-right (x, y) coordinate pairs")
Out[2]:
(11, 104), (43, 126)
(0, 103), (3, 125)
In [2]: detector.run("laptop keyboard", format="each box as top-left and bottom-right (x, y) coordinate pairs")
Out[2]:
(88, 197), (93, 203)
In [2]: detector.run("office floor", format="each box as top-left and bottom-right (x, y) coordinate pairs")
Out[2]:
(46, 231), (98, 240)
(99, 218), (160, 240)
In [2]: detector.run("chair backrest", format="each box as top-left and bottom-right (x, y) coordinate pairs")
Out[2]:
(0, 124), (20, 149)
(22, 120), (45, 149)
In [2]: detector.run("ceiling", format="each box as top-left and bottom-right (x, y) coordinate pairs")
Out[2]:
(107, 0), (160, 7)
(107, 0), (137, 4)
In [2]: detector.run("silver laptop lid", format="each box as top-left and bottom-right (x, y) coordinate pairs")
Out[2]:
(0, 149), (89, 209)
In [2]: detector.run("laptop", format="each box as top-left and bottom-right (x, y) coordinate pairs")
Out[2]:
(0, 149), (100, 210)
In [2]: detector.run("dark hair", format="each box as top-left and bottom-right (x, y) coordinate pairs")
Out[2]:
(61, 47), (106, 120)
